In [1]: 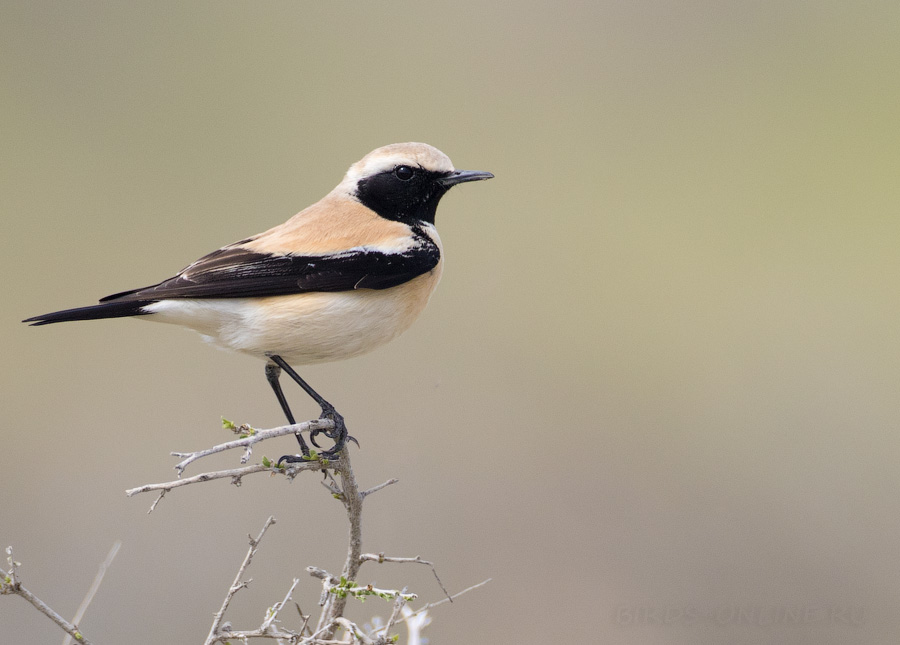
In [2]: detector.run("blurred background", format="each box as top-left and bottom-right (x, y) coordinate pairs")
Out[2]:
(2, 2), (899, 643)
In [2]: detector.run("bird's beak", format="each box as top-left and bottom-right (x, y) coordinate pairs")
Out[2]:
(438, 169), (495, 188)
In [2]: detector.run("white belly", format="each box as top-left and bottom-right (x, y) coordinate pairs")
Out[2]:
(142, 267), (441, 365)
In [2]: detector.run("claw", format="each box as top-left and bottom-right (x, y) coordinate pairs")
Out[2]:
(277, 453), (311, 466)
(264, 356), (359, 462)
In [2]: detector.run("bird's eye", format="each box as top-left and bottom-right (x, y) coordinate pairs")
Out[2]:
(394, 165), (414, 181)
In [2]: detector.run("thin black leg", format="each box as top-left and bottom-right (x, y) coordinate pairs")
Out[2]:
(267, 354), (353, 460)
(265, 362), (296, 424)
(265, 361), (311, 462)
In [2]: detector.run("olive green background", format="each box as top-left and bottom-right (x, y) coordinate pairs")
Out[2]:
(3, 2), (900, 643)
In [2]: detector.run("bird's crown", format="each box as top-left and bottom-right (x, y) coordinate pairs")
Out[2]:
(340, 143), (455, 187)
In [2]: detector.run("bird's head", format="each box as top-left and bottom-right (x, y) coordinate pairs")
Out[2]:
(336, 142), (493, 225)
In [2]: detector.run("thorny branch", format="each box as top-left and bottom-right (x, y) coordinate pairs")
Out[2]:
(358, 553), (451, 602)
(124, 420), (337, 511)
(205, 516), (277, 645)
(405, 578), (493, 620)
(7, 414), (491, 643)
(125, 461), (326, 503)
(381, 594), (411, 643)
(171, 419), (333, 475)
(189, 435), (472, 644)
(150, 420), (490, 643)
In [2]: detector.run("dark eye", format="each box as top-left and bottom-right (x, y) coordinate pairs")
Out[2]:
(394, 165), (414, 181)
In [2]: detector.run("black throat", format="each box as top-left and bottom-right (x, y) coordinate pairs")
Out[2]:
(354, 169), (451, 224)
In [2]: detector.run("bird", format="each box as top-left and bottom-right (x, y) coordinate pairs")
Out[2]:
(24, 142), (493, 461)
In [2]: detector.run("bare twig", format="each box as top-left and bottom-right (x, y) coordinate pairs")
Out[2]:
(305, 620), (342, 643)
(359, 478), (399, 499)
(127, 463), (275, 497)
(204, 516), (276, 645)
(407, 578), (493, 619)
(294, 601), (312, 636)
(125, 460), (327, 505)
(380, 591), (411, 643)
(147, 490), (166, 513)
(2, 547), (95, 645)
(358, 553), (451, 602)
(171, 419), (332, 475)
(307, 565), (339, 584)
(320, 472), (343, 497)
(334, 616), (376, 644)
(62, 541), (121, 645)
(259, 577), (299, 632)
(206, 626), (301, 643)
(307, 565), (341, 616)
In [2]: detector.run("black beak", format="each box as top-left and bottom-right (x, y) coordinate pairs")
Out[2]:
(437, 169), (495, 188)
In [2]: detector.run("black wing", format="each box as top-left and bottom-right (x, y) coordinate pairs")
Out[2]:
(24, 231), (440, 326)
(100, 237), (440, 303)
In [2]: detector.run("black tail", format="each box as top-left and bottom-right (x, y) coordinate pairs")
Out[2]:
(23, 300), (155, 326)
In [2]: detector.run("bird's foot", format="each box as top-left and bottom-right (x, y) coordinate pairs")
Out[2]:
(309, 405), (358, 459)
(277, 452), (313, 466)
(276, 406), (358, 466)
(277, 427), (313, 466)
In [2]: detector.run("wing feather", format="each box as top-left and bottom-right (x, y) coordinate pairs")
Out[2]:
(99, 232), (440, 303)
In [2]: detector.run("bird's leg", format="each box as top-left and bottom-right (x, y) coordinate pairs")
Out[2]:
(267, 354), (356, 460)
(265, 361), (312, 463)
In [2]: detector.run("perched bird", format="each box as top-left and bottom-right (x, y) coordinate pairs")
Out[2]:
(25, 142), (493, 461)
